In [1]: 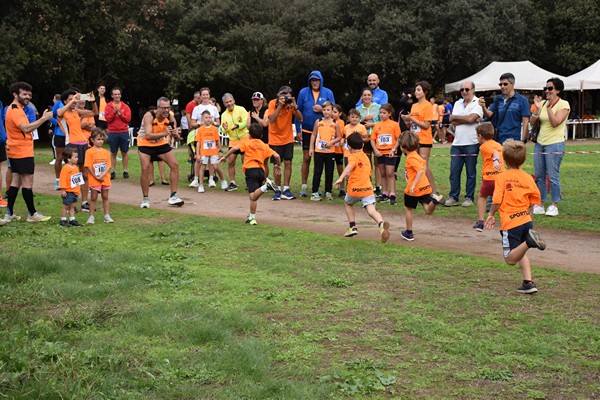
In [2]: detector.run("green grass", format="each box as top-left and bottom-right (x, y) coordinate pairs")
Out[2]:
(33, 140), (600, 232)
(1, 196), (598, 399)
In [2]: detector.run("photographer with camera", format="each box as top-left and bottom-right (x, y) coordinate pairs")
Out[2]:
(268, 86), (303, 200)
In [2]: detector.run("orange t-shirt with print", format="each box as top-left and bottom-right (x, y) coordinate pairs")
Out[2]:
(59, 164), (82, 195)
(438, 104), (445, 122)
(404, 151), (432, 196)
(346, 151), (374, 197)
(343, 123), (368, 157)
(480, 140), (504, 181)
(195, 125), (220, 157)
(61, 109), (87, 143)
(5, 103), (33, 159)
(410, 101), (434, 145)
(334, 119), (345, 154)
(139, 112), (169, 147)
(493, 169), (541, 231)
(237, 138), (275, 172)
(267, 99), (294, 146)
(84, 147), (112, 186)
(314, 119), (337, 154)
(372, 119), (401, 155)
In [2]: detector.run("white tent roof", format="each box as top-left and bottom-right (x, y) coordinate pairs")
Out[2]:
(445, 61), (566, 93)
(563, 59), (600, 90)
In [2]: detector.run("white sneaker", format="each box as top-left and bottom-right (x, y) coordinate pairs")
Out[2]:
(197, 185), (205, 193)
(545, 205), (559, 217)
(189, 178), (199, 188)
(168, 195), (184, 207)
(461, 198), (474, 207)
(325, 192), (334, 201)
(49, 159), (56, 165)
(220, 180), (228, 190)
(310, 193), (322, 201)
(208, 178), (216, 188)
(26, 212), (51, 222)
(4, 214), (21, 222)
(444, 198), (460, 206)
(86, 215), (95, 224)
(533, 205), (545, 215)
(140, 199), (150, 208)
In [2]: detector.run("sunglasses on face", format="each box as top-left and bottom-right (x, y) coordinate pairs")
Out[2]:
(499, 82), (511, 87)
(459, 88), (471, 93)
(543, 86), (555, 92)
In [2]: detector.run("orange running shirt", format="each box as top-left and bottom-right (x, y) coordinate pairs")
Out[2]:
(61, 109), (87, 143)
(314, 119), (337, 154)
(237, 138), (275, 172)
(346, 151), (374, 198)
(493, 169), (541, 231)
(404, 151), (432, 196)
(5, 103), (33, 159)
(267, 99), (294, 146)
(59, 164), (82, 195)
(410, 101), (434, 145)
(84, 147), (112, 186)
(438, 104), (445, 122)
(372, 119), (401, 155)
(334, 119), (345, 154)
(195, 125), (220, 156)
(480, 140), (504, 181)
(138, 112), (169, 147)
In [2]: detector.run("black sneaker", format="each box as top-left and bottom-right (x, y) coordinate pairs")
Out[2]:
(526, 229), (546, 250)
(123, 171), (129, 179)
(225, 182), (238, 192)
(110, 171), (116, 180)
(69, 219), (82, 227)
(473, 220), (484, 232)
(338, 190), (346, 198)
(374, 187), (382, 198)
(59, 220), (70, 227)
(517, 281), (538, 294)
(401, 230), (414, 241)
(378, 194), (389, 203)
(81, 202), (90, 213)
(389, 195), (396, 205)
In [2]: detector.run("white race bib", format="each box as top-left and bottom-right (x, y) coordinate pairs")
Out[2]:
(70, 172), (84, 188)
(32, 129), (39, 140)
(203, 140), (216, 150)
(99, 112), (105, 119)
(317, 140), (329, 151)
(93, 162), (107, 177)
(411, 122), (421, 133)
(378, 134), (392, 146)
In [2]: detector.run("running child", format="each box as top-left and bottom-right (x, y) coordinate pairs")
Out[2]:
(219, 123), (280, 225)
(370, 103), (401, 205)
(485, 139), (546, 294)
(473, 122), (503, 231)
(58, 147), (83, 227)
(84, 128), (113, 224)
(334, 132), (390, 242)
(332, 104), (345, 196)
(399, 131), (440, 241)
(309, 101), (340, 201)
(194, 110), (227, 193)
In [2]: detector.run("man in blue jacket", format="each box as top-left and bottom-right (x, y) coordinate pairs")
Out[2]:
(0, 100), (7, 208)
(296, 70), (335, 197)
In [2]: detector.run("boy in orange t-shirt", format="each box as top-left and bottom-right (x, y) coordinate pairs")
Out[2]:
(399, 131), (441, 241)
(308, 101), (340, 201)
(334, 132), (389, 242)
(370, 103), (401, 205)
(194, 110), (227, 192)
(219, 123), (281, 225)
(485, 139), (546, 294)
(59, 148), (84, 227)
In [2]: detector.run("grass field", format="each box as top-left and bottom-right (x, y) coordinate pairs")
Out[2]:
(1, 194), (598, 399)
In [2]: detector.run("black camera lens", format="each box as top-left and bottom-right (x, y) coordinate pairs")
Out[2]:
(284, 97), (293, 104)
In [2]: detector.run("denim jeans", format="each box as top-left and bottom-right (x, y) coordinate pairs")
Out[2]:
(533, 141), (564, 203)
(449, 144), (480, 201)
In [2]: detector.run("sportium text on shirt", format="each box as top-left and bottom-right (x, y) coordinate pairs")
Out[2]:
(493, 169), (541, 231)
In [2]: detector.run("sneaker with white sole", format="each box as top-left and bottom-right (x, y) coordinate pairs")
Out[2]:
(265, 177), (279, 192)
(272, 190), (281, 201)
(4, 214), (21, 222)
(189, 178), (199, 188)
(473, 220), (484, 232)
(168, 195), (184, 207)
(431, 192), (444, 205)
(49, 159), (56, 165)
(208, 178), (216, 188)
(400, 230), (414, 241)
(344, 227), (358, 237)
(517, 281), (538, 294)
(545, 205), (558, 217)
(281, 188), (296, 200)
(87, 215), (95, 224)
(526, 229), (546, 250)
(104, 215), (114, 223)
(533, 205), (545, 215)
(26, 212), (51, 222)
(225, 182), (238, 191)
(325, 192), (333, 201)
(380, 221), (390, 243)
(245, 216), (257, 225)
(80, 202), (90, 213)
(461, 198), (474, 207)
(310, 192), (321, 201)
(197, 185), (205, 193)
(140, 199), (150, 208)
(220, 180), (228, 190)
(444, 197), (460, 206)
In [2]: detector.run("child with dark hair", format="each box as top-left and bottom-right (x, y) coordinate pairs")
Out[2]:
(473, 122), (503, 231)
(85, 128), (113, 224)
(59, 147), (83, 227)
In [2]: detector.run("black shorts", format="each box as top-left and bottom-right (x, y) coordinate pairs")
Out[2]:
(96, 120), (108, 130)
(270, 143), (294, 163)
(501, 221), (534, 257)
(0, 143), (6, 162)
(302, 132), (312, 150)
(53, 135), (66, 148)
(376, 155), (397, 166)
(9, 157), (35, 174)
(334, 153), (344, 165)
(404, 193), (433, 209)
(363, 141), (373, 154)
(66, 143), (88, 164)
(138, 144), (172, 157)
(419, 143), (433, 149)
(245, 167), (265, 192)
(228, 147), (243, 156)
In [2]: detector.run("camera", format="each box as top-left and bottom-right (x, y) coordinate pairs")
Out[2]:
(284, 97), (293, 105)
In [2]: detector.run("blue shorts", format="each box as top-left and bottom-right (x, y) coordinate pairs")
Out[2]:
(108, 132), (130, 153)
(501, 221), (533, 258)
(62, 192), (79, 205)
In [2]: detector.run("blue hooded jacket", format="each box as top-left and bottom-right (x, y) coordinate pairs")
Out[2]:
(296, 70), (335, 135)
(0, 101), (6, 144)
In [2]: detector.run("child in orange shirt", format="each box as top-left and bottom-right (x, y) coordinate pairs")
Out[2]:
(309, 101), (341, 201)
(399, 131), (440, 241)
(473, 122), (503, 232)
(334, 132), (389, 242)
(332, 104), (346, 196)
(59, 147), (83, 227)
(485, 139), (546, 294)
(219, 123), (281, 225)
(195, 110), (227, 193)
(84, 129), (113, 224)
(370, 104), (401, 205)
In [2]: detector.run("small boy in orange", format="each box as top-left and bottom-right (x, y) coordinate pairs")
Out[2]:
(371, 103), (401, 205)
(473, 122), (504, 232)
(219, 123), (281, 225)
(59, 147), (83, 227)
(334, 132), (389, 242)
(399, 131), (440, 241)
(485, 139), (546, 294)
(309, 101), (341, 201)
(195, 110), (227, 193)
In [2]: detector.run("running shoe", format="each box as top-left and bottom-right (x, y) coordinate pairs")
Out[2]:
(380, 221), (390, 243)
(81, 202), (90, 213)
(430, 192), (444, 205)
(189, 178), (199, 188)
(444, 198), (460, 206)
(281, 188), (296, 200)
(110, 171), (116, 180)
(225, 182), (238, 191)
(26, 212), (51, 222)
(104, 215), (114, 223)
(123, 171), (129, 179)
(54, 180), (60, 191)
(517, 281), (538, 294)
(299, 189), (308, 197)
(378, 194), (389, 203)
(220, 180), (228, 190)
(0, 196), (7, 208)
(461, 198), (474, 207)
(265, 177), (279, 192)
(59, 219), (70, 227)
(197, 185), (205, 193)
(344, 227), (358, 237)
(4, 214), (21, 222)
(168, 195), (184, 207)
(389, 195), (397, 206)
(140, 199), (150, 208)
(86, 216), (95, 225)
(272, 190), (281, 201)
(473, 220), (484, 232)
(533, 205), (545, 215)
(69, 219), (82, 227)
(325, 192), (334, 201)
(245, 216), (258, 225)
(208, 178), (216, 188)
(545, 205), (559, 217)
(400, 230), (414, 241)
(338, 190), (346, 198)
(526, 229), (546, 250)
(310, 192), (321, 201)
(49, 159), (56, 165)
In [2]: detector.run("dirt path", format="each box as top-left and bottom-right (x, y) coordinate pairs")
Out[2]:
(32, 163), (600, 275)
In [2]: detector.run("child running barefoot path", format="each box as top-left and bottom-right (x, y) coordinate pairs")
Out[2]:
(219, 123), (281, 225)
(59, 148), (83, 227)
(334, 132), (390, 243)
(84, 129), (113, 224)
(485, 139), (546, 294)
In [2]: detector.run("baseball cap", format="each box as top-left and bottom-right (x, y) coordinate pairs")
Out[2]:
(251, 92), (264, 100)
(308, 72), (320, 80)
(277, 86), (292, 95)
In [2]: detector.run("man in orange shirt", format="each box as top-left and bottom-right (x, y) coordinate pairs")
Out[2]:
(3, 82), (53, 224)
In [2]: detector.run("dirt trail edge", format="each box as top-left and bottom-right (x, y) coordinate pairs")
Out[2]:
(33, 164), (600, 275)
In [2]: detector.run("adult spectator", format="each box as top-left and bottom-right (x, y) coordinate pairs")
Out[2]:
(180, 109), (189, 144)
(95, 84), (108, 129)
(356, 73), (388, 107)
(2, 82), (53, 223)
(138, 97), (184, 208)
(247, 91), (269, 175)
(220, 93), (249, 191)
(296, 71), (335, 197)
(268, 85), (303, 200)
(0, 99), (6, 208)
(51, 91), (69, 190)
(530, 77), (570, 217)
(48, 94), (61, 166)
(185, 91), (202, 129)
(358, 88), (382, 195)
(445, 81), (482, 207)
(105, 87), (132, 180)
(480, 72), (530, 144)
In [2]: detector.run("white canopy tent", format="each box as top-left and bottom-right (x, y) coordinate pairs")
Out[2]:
(445, 61), (566, 93)
(563, 59), (600, 90)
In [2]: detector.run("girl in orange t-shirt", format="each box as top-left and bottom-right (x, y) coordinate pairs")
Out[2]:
(332, 104), (346, 194)
(371, 104), (401, 205)
(84, 129), (113, 224)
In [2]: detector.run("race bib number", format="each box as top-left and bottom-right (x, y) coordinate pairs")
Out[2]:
(343, 142), (349, 151)
(203, 140), (216, 150)
(411, 122), (421, 133)
(99, 112), (105, 119)
(93, 162), (107, 177)
(32, 129), (39, 140)
(378, 134), (392, 146)
(70, 172), (84, 188)
(317, 140), (329, 151)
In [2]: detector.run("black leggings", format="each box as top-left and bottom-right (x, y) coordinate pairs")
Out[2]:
(312, 152), (335, 193)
